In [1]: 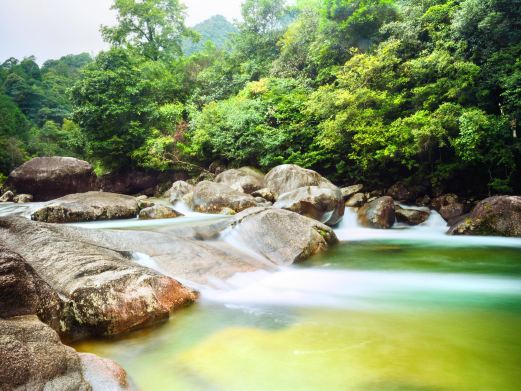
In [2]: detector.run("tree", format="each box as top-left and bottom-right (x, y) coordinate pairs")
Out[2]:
(101, 0), (196, 61)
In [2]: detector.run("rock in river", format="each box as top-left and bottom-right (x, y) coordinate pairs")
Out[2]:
(192, 181), (258, 214)
(264, 164), (338, 196)
(164, 180), (194, 204)
(31, 191), (140, 223)
(139, 204), (183, 220)
(395, 206), (430, 226)
(448, 196), (521, 237)
(273, 186), (344, 226)
(229, 207), (338, 265)
(215, 167), (265, 194)
(357, 196), (396, 229)
(6, 157), (96, 201)
(0, 216), (198, 339)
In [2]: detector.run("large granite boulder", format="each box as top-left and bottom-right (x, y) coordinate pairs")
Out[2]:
(431, 194), (465, 222)
(395, 205), (430, 226)
(0, 316), (135, 391)
(357, 196), (396, 229)
(273, 186), (344, 226)
(6, 157), (96, 201)
(192, 181), (258, 214)
(264, 164), (337, 196)
(164, 180), (194, 203)
(215, 167), (264, 194)
(0, 217), (198, 339)
(31, 192), (139, 223)
(229, 207), (338, 265)
(449, 196), (521, 237)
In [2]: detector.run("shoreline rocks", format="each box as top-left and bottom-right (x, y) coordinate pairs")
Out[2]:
(449, 196), (521, 237)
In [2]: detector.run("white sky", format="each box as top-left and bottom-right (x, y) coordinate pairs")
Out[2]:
(0, 0), (244, 64)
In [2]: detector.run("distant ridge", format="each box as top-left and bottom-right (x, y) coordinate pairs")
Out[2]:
(183, 15), (237, 55)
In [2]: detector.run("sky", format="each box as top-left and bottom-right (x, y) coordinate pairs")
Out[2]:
(0, 0), (244, 64)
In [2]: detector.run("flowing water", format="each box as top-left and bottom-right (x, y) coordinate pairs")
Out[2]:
(2, 202), (521, 391)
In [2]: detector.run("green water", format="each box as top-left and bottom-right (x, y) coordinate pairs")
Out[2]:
(76, 241), (521, 391)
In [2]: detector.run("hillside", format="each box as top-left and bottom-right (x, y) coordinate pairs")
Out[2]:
(183, 15), (236, 55)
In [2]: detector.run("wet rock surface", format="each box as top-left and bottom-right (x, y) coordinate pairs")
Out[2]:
(139, 204), (183, 220)
(395, 206), (430, 226)
(357, 196), (396, 229)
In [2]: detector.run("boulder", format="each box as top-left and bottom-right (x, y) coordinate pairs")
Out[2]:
(264, 164), (338, 196)
(0, 217), (198, 339)
(341, 184), (364, 201)
(395, 206), (430, 226)
(192, 181), (258, 214)
(357, 196), (396, 229)
(6, 157), (96, 201)
(273, 186), (344, 226)
(215, 167), (264, 194)
(431, 194), (464, 222)
(165, 180), (194, 204)
(0, 246), (65, 335)
(229, 207), (338, 265)
(386, 181), (424, 202)
(209, 161), (226, 175)
(345, 192), (367, 208)
(31, 192), (139, 223)
(14, 194), (33, 203)
(251, 188), (277, 203)
(139, 205), (183, 220)
(0, 316), (135, 391)
(0, 316), (92, 391)
(0, 190), (14, 202)
(448, 196), (521, 237)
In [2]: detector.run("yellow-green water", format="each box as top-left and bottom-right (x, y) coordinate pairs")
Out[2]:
(76, 241), (521, 391)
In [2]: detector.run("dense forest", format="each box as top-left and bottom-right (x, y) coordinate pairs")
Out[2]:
(1, 0), (520, 196)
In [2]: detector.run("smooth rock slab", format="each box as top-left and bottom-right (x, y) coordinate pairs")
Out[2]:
(31, 191), (139, 223)
(0, 217), (198, 339)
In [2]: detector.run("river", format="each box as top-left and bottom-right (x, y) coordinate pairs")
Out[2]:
(2, 202), (521, 391)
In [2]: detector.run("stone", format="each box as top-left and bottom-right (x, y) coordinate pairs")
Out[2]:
(229, 207), (338, 265)
(345, 192), (367, 208)
(14, 194), (33, 203)
(273, 186), (344, 226)
(0, 190), (14, 202)
(357, 196), (396, 229)
(431, 194), (464, 222)
(386, 181), (424, 202)
(395, 206), (430, 226)
(264, 164), (338, 196)
(0, 316), (92, 391)
(448, 196), (521, 237)
(0, 246), (65, 335)
(192, 181), (258, 214)
(138, 199), (155, 209)
(341, 184), (364, 201)
(79, 353), (136, 391)
(6, 157), (96, 201)
(31, 191), (140, 223)
(251, 188), (277, 203)
(165, 180), (194, 204)
(215, 167), (264, 194)
(139, 205), (183, 220)
(0, 217), (198, 339)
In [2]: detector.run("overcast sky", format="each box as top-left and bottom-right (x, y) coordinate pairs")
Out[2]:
(0, 0), (244, 64)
